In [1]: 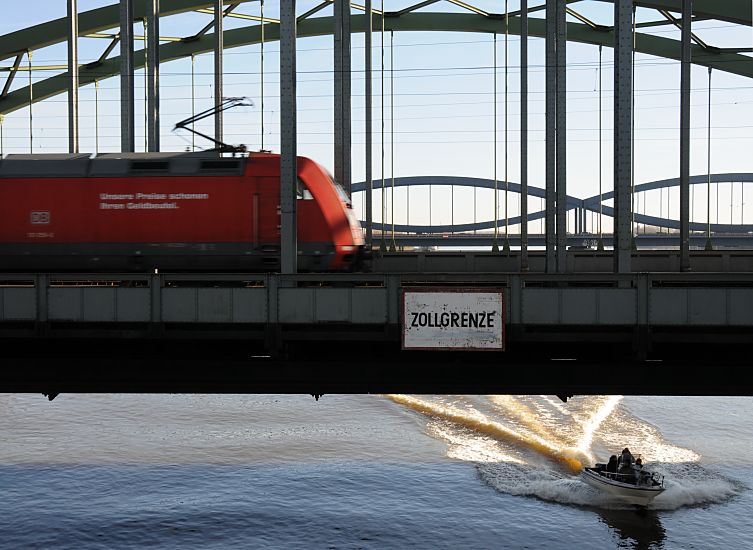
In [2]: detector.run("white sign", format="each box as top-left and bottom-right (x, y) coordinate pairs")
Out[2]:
(402, 289), (505, 350)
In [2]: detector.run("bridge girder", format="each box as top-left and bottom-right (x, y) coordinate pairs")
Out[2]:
(0, 7), (752, 116)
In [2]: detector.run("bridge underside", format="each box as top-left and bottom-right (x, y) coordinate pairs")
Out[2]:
(2, 334), (751, 397)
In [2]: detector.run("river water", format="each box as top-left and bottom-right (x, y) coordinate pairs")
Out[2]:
(1, 393), (751, 549)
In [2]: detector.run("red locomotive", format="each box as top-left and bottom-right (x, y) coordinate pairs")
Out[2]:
(0, 151), (365, 271)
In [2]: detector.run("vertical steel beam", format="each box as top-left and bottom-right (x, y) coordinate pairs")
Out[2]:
(146, 0), (160, 152)
(28, 51), (33, 153)
(260, 0), (265, 149)
(343, 1), (352, 197)
(334, 0), (352, 197)
(280, 0), (298, 274)
(555, 0), (567, 272)
(705, 67), (713, 250)
(334, 0), (343, 190)
(67, 0), (79, 154)
(95, 80), (99, 153)
(680, 0), (692, 271)
(143, 18), (148, 151)
(120, 0), (135, 152)
(365, 0), (373, 248)
(191, 54), (195, 151)
(214, 0), (224, 144)
(520, 0), (528, 271)
(545, 0), (556, 272)
(614, 0), (633, 273)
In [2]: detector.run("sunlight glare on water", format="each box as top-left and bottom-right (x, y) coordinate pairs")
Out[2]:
(385, 394), (584, 472)
(385, 394), (742, 511)
(576, 395), (624, 462)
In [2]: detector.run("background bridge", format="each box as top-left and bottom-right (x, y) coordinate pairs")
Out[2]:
(353, 172), (753, 235)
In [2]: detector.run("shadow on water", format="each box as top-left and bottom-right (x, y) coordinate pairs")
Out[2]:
(596, 507), (665, 550)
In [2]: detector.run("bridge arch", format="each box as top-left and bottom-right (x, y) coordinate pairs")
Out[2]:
(1, 3), (752, 116)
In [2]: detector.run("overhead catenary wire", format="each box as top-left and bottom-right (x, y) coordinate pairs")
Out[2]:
(4, 81), (750, 105)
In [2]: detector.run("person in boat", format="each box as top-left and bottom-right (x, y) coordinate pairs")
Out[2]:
(606, 455), (618, 474)
(618, 447), (634, 471)
(616, 448), (637, 483)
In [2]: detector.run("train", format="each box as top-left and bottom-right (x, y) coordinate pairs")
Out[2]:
(0, 151), (366, 272)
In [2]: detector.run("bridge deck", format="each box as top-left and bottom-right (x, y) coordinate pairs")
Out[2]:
(2, 253), (753, 395)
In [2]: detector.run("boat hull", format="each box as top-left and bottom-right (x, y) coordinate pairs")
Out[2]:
(582, 469), (665, 506)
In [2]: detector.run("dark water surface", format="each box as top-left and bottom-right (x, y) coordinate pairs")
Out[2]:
(1, 394), (751, 549)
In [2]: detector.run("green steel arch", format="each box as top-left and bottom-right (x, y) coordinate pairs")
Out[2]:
(0, 1), (751, 116)
(0, 0), (258, 60)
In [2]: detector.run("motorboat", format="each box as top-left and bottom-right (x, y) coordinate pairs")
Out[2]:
(582, 455), (665, 506)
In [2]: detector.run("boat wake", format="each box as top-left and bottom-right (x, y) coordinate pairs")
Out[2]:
(386, 394), (742, 510)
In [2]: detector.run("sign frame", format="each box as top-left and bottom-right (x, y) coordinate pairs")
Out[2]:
(401, 287), (506, 351)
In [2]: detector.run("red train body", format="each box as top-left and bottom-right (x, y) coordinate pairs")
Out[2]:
(0, 152), (365, 272)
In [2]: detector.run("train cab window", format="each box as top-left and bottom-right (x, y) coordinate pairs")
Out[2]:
(324, 169), (351, 204)
(296, 178), (314, 200)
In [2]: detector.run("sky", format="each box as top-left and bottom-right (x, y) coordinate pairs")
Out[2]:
(0, 0), (752, 234)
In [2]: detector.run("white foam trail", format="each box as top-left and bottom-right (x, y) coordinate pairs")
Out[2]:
(386, 394), (584, 472)
(477, 461), (742, 510)
(387, 394), (738, 511)
(576, 395), (623, 462)
(599, 408), (701, 464)
(540, 395), (572, 416)
(649, 463), (743, 509)
(488, 395), (565, 445)
(429, 423), (525, 464)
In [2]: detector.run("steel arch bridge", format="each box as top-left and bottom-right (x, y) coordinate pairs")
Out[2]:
(353, 173), (753, 233)
(0, 1), (752, 255)
(0, 0), (752, 116)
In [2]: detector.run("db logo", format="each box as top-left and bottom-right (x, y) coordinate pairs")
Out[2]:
(30, 211), (51, 225)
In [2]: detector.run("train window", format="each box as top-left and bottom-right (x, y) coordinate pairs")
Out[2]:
(131, 160), (169, 171)
(324, 169), (350, 203)
(297, 178), (314, 200)
(200, 160), (240, 172)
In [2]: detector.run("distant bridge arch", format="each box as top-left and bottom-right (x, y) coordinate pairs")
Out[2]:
(353, 173), (753, 233)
